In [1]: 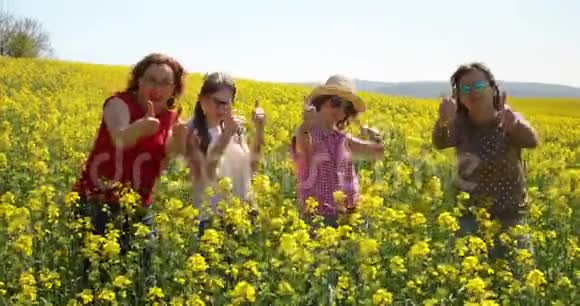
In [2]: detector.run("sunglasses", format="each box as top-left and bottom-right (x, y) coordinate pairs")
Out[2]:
(458, 80), (490, 95)
(329, 96), (357, 116)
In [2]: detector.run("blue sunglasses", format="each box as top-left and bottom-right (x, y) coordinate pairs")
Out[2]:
(459, 80), (490, 95)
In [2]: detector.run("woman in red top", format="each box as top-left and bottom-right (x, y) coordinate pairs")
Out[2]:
(73, 53), (188, 289)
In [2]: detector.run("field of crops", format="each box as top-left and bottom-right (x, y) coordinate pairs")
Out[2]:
(0, 57), (578, 305)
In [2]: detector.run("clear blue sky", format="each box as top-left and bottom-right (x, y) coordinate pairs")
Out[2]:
(6, 0), (580, 87)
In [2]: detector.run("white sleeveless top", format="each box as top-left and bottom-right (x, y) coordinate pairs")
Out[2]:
(191, 126), (253, 220)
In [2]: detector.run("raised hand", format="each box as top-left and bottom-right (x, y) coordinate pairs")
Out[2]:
(252, 100), (266, 130)
(223, 108), (244, 136)
(361, 125), (383, 143)
(498, 91), (518, 133)
(302, 104), (317, 130)
(439, 96), (457, 123)
(171, 108), (189, 154)
(141, 100), (161, 136)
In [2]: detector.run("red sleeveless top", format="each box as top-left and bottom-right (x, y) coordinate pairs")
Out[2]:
(73, 92), (177, 206)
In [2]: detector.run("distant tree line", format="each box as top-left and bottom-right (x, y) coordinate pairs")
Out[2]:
(0, 12), (52, 58)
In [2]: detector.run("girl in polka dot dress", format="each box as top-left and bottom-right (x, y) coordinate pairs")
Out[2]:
(432, 62), (538, 259)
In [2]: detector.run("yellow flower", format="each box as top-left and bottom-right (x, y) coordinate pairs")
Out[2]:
(498, 233), (513, 247)
(186, 294), (206, 305)
(437, 212), (459, 232)
(360, 263), (378, 282)
(509, 224), (531, 237)
(467, 236), (487, 256)
(113, 275), (132, 289)
(277, 281), (295, 296)
(47, 204), (60, 223)
(13, 234), (33, 256)
(462, 256), (480, 274)
(187, 253), (209, 273)
(408, 241), (430, 260)
(304, 197), (319, 214)
(389, 256), (407, 274)
(170, 297), (185, 306)
(359, 238), (379, 259)
(545, 230), (557, 240)
(318, 226), (339, 248)
(242, 260), (261, 278)
(230, 281), (256, 304)
(102, 238), (121, 259)
(529, 203), (543, 220)
(525, 269), (547, 293)
(465, 300), (499, 306)
(556, 276), (574, 289)
(515, 249), (533, 266)
(410, 212), (427, 228)
(218, 176), (233, 194)
(19, 271), (36, 287)
(436, 264), (458, 282)
(97, 289), (116, 302)
(39, 268), (61, 289)
(279, 233), (298, 257)
(372, 288), (393, 305)
(165, 198), (184, 211)
(147, 287), (165, 301)
(465, 277), (487, 300)
(133, 223), (152, 238)
(0, 281), (6, 296)
(201, 229), (223, 247)
(77, 289), (94, 304)
(425, 176), (443, 199)
(64, 192), (80, 207)
(338, 275), (351, 290)
(333, 190), (346, 205)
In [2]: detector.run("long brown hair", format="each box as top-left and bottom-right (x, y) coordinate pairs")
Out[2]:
(126, 53), (186, 109)
(191, 72), (237, 154)
(450, 62), (501, 116)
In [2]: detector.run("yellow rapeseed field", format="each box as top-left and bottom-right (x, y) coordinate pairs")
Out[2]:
(0, 57), (578, 305)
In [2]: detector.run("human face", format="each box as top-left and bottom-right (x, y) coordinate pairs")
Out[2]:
(200, 87), (234, 124)
(138, 63), (175, 111)
(457, 69), (494, 116)
(319, 95), (357, 124)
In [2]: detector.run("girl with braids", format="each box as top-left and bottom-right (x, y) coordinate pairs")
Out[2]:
(291, 75), (385, 228)
(186, 72), (265, 233)
(432, 62), (539, 258)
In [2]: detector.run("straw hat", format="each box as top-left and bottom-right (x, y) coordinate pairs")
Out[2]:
(307, 75), (366, 113)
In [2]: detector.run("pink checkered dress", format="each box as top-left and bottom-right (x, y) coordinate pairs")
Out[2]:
(290, 128), (360, 217)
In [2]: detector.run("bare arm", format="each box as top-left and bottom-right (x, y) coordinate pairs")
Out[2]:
(293, 124), (313, 160)
(250, 128), (265, 172)
(346, 135), (384, 159)
(103, 97), (159, 149)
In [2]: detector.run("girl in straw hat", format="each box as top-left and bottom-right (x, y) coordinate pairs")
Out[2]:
(290, 75), (385, 227)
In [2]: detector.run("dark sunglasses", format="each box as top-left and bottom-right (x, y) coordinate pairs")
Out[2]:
(329, 96), (357, 116)
(458, 80), (490, 95)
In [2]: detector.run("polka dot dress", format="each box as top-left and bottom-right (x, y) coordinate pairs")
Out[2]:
(455, 117), (526, 217)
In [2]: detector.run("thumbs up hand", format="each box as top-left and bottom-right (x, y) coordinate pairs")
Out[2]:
(140, 100), (161, 137)
(252, 100), (266, 130)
